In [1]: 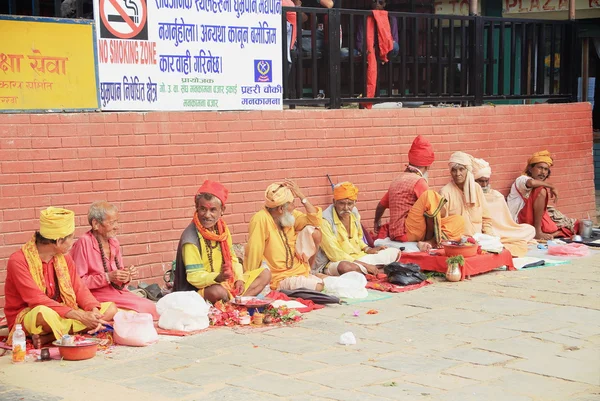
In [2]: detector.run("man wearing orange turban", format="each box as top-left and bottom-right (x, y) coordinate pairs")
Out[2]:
(507, 151), (577, 239)
(245, 180), (324, 291)
(5, 207), (117, 348)
(174, 180), (271, 303)
(374, 136), (463, 249)
(314, 182), (400, 276)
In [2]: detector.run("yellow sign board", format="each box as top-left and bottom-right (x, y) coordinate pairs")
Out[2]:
(0, 17), (99, 111)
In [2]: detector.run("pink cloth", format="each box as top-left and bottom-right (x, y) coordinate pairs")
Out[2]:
(70, 231), (158, 319)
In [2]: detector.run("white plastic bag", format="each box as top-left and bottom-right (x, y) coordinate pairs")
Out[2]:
(323, 271), (368, 299)
(473, 233), (504, 253)
(113, 311), (158, 347)
(156, 291), (210, 332)
(339, 331), (357, 345)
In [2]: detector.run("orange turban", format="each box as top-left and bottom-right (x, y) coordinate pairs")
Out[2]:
(527, 150), (553, 168)
(408, 135), (435, 167)
(265, 183), (294, 208)
(39, 207), (75, 240)
(196, 180), (229, 205)
(333, 182), (359, 201)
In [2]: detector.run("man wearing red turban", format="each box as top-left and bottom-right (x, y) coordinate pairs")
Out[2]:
(506, 151), (577, 240)
(174, 180), (271, 303)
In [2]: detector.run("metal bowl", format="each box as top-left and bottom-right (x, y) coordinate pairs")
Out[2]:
(571, 235), (583, 243)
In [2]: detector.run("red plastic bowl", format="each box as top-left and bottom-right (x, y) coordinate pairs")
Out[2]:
(442, 243), (478, 258)
(52, 339), (99, 361)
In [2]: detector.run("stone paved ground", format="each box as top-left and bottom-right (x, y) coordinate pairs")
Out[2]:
(1, 253), (599, 401)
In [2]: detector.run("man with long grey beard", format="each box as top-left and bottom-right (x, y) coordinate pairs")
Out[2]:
(244, 180), (324, 291)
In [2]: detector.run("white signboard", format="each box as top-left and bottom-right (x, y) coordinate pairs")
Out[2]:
(503, 0), (600, 14)
(93, 0), (283, 111)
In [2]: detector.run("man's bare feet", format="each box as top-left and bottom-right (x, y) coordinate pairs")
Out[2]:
(32, 333), (55, 349)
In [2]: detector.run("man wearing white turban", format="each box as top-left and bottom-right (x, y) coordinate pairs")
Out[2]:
(473, 158), (536, 257)
(245, 180), (324, 291)
(440, 152), (494, 236)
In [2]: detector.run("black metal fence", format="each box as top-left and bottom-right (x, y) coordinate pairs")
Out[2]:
(282, 7), (577, 108)
(1, 0), (92, 19)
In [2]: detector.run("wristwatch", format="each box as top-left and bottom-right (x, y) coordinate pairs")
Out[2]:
(301, 198), (308, 204)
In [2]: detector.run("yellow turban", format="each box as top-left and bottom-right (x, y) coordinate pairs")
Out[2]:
(527, 150), (553, 168)
(265, 183), (294, 208)
(448, 152), (477, 205)
(39, 207), (75, 240)
(333, 182), (359, 201)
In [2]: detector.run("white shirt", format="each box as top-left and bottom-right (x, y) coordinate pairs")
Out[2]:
(506, 175), (532, 222)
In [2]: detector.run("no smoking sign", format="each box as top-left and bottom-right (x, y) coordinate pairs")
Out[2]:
(99, 0), (148, 40)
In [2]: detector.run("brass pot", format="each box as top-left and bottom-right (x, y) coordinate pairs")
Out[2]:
(446, 263), (462, 282)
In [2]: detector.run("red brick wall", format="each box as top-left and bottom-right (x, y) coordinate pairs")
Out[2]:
(0, 103), (594, 310)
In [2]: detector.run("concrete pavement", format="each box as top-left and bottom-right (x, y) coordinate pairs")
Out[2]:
(1, 253), (599, 401)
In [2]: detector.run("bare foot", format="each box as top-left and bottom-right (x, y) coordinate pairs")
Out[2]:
(32, 334), (55, 349)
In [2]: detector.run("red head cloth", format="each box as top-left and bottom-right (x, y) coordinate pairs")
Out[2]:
(408, 135), (435, 167)
(196, 180), (229, 205)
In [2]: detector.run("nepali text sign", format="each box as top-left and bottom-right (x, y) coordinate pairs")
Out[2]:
(93, 0), (283, 111)
(0, 16), (99, 111)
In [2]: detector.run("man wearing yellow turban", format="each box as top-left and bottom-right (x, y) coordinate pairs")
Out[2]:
(440, 152), (494, 237)
(245, 180), (324, 291)
(4, 207), (117, 348)
(314, 182), (400, 276)
(507, 151), (577, 239)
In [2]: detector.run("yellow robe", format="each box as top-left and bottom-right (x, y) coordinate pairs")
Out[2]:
(484, 189), (536, 257)
(183, 227), (262, 296)
(440, 182), (493, 236)
(320, 209), (368, 263)
(245, 207), (322, 290)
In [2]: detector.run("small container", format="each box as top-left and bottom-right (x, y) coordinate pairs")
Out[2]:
(61, 334), (74, 346)
(240, 315), (251, 325)
(12, 324), (26, 363)
(579, 219), (593, 239)
(40, 348), (51, 361)
(252, 312), (264, 325)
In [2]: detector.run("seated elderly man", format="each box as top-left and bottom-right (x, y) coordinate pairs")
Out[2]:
(5, 207), (117, 348)
(507, 151), (577, 240)
(314, 182), (400, 276)
(174, 180), (271, 304)
(375, 135), (464, 250)
(71, 201), (158, 319)
(440, 152), (494, 237)
(473, 158), (535, 257)
(245, 180), (324, 291)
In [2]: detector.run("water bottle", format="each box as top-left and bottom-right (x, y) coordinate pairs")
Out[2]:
(12, 324), (26, 363)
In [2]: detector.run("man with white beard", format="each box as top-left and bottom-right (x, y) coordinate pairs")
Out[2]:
(245, 180), (325, 291)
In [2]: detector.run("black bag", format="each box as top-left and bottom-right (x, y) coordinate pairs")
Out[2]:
(280, 289), (341, 305)
(384, 262), (427, 286)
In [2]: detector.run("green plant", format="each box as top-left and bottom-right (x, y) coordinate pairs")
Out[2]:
(446, 255), (465, 267)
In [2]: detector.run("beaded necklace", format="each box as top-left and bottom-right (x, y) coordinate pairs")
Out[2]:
(203, 227), (223, 272)
(94, 233), (125, 290)
(277, 227), (294, 270)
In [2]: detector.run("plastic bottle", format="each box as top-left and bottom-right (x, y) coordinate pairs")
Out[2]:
(12, 324), (26, 363)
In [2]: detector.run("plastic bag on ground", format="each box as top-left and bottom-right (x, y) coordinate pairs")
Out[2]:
(339, 331), (357, 345)
(547, 243), (589, 257)
(156, 291), (210, 332)
(113, 311), (158, 347)
(323, 271), (368, 299)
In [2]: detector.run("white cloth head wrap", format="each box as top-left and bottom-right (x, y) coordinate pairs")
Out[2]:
(472, 157), (491, 180)
(448, 151), (477, 205)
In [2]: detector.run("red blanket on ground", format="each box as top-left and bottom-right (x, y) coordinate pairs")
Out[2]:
(400, 249), (515, 280)
(365, 273), (432, 292)
(265, 291), (325, 313)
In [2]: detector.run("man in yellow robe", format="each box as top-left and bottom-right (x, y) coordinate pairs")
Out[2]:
(174, 180), (271, 303)
(5, 207), (117, 348)
(440, 152), (494, 237)
(314, 182), (400, 276)
(245, 180), (324, 291)
(472, 158), (536, 257)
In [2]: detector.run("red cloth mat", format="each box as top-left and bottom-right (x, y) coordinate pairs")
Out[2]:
(365, 273), (432, 293)
(400, 249), (515, 280)
(265, 291), (325, 313)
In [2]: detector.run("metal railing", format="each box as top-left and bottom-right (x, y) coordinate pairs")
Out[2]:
(282, 7), (577, 108)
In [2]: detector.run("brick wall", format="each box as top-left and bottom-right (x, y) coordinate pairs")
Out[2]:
(0, 103), (594, 310)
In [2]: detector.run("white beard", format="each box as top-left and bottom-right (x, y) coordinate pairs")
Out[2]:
(481, 185), (491, 193)
(280, 211), (296, 227)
